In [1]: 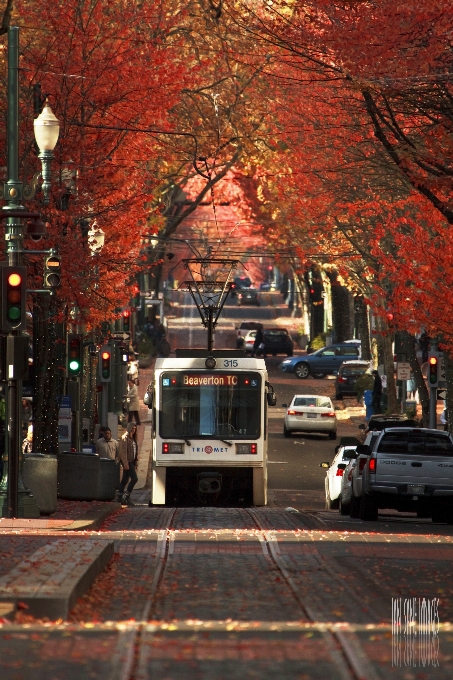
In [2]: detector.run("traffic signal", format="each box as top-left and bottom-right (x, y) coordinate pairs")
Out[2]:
(119, 342), (129, 364)
(1, 265), (27, 331)
(131, 284), (140, 308)
(428, 355), (439, 387)
(44, 253), (61, 290)
(99, 344), (111, 382)
(122, 309), (130, 332)
(67, 334), (83, 378)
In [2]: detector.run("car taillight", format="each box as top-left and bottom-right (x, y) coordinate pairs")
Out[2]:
(336, 468), (344, 477)
(288, 409), (300, 415)
(358, 457), (367, 473)
(368, 458), (377, 473)
(338, 376), (347, 383)
(321, 412), (336, 418)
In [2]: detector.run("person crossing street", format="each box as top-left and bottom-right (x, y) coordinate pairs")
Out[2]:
(117, 422), (139, 506)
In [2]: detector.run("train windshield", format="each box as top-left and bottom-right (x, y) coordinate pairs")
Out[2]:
(160, 372), (261, 439)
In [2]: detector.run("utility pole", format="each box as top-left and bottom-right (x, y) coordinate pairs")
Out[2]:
(0, 27), (59, 517)
(428, 339), (439, 429)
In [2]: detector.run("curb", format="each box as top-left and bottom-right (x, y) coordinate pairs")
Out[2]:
(58, 502), (122, 532)
(0, 502), (122, 533)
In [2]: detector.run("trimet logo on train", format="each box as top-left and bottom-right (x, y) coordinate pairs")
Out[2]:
(191, 445), (229, 453)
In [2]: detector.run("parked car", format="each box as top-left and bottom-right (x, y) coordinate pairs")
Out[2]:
(360, 428), (453, 522)
(358, 414), (418, 442)
(335, 359), (372, 399)
(244, 330), (257, 354)
(282, 394), (337, 439)
(262, 328), (294, 356)
(237, 288), (260, 306)
(339, 430), (381, 516)
(320, 445), (358, 510)
(236, 321), (262, 349)
(279, 343), (360, 379)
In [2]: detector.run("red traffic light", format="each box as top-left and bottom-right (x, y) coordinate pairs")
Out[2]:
(123, 310), (130, 318)
(102, 351), (110, 360)
(7, 273), (21, 287)
(429, 356), (437, 365)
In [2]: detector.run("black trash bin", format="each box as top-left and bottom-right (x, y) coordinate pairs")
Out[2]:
(98, 458), (119, 501)
(57, 452), (100, 500)
(23, 453), (58, 514)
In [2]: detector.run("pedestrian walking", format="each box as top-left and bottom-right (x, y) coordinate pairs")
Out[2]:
(95, 426), (119, 460)
(22, 398), (32, 431)
(22, 424), (33, 454)
(419, 331), (430, 363)
(126, 378), (141, 425)
(117, 422), (139, 505)
(127, 355), (139, 382)
(251, 325), (266, 357)
(371, 370), (382, 414)
(157, 334), (171, 358)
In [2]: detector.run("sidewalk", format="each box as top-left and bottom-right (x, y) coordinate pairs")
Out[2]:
(0, 498), (121, 532)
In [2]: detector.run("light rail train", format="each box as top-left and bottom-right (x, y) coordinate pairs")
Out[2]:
(149, 350), (276, 506)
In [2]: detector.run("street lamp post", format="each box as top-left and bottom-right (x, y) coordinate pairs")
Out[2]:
(0, 27), (59, 518)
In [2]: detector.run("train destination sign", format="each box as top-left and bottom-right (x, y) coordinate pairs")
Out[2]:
(162, 373), (259, 388)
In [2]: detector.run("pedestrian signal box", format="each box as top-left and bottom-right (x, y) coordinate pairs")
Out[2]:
(428, 355), (439, 387)
(99, 345), (111, 382)
(44, 254), (61, 289)
(67, 334), (83, 378)
(1, 265), (27, 332)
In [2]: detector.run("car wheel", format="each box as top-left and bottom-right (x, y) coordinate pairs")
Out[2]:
(339, 496), (349, 515)
(349, 494), (360, 518)
(359, 493), (378, 521)
(312, 372), (326, 379)
(325, 488), (338, 510)
(283, 424), (291, 438)
(432, 507), (449, 523)
(328, 431), (337, 440)
(295, 363), (310, 379)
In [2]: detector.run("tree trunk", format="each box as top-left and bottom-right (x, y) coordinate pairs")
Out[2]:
(383, 333), (398, 413)
(444, 352), (453, 435)
(33, 298), (65, 454)
(399, 330), (429, 426)
(356, 297), (371, 360)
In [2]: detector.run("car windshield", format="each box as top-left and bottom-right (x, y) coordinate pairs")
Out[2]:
(293, 397), (332, 408)
(265, 330), (288, 337)
(377, 432), (453, 456)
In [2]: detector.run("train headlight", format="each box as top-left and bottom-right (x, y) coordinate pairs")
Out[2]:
(205, 356), (216, 369)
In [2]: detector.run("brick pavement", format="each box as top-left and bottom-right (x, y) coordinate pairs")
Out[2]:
(2, 505), (453, 678)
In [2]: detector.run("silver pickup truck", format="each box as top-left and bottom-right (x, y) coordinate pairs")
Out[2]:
(359, 428), (453, 523)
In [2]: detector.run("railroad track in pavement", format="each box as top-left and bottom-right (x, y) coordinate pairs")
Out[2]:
(129, 506), (388, 680)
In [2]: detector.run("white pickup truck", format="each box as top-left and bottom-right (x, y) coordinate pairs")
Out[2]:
(359, 428), (453, 523)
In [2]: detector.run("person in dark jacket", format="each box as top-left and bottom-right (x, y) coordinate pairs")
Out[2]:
(251, 325), (266, 358)
(372, 370), (383, 414)
(117, 422), (139, 505)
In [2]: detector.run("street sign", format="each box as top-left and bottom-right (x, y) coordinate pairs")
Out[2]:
(397, 362), (411, 381)
(437, 389), (447, 400)
(112, 332), (130, 341)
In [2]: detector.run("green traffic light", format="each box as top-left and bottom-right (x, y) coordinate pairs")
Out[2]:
(7, 307), (21, 320)
(69, 360), (80, 371)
